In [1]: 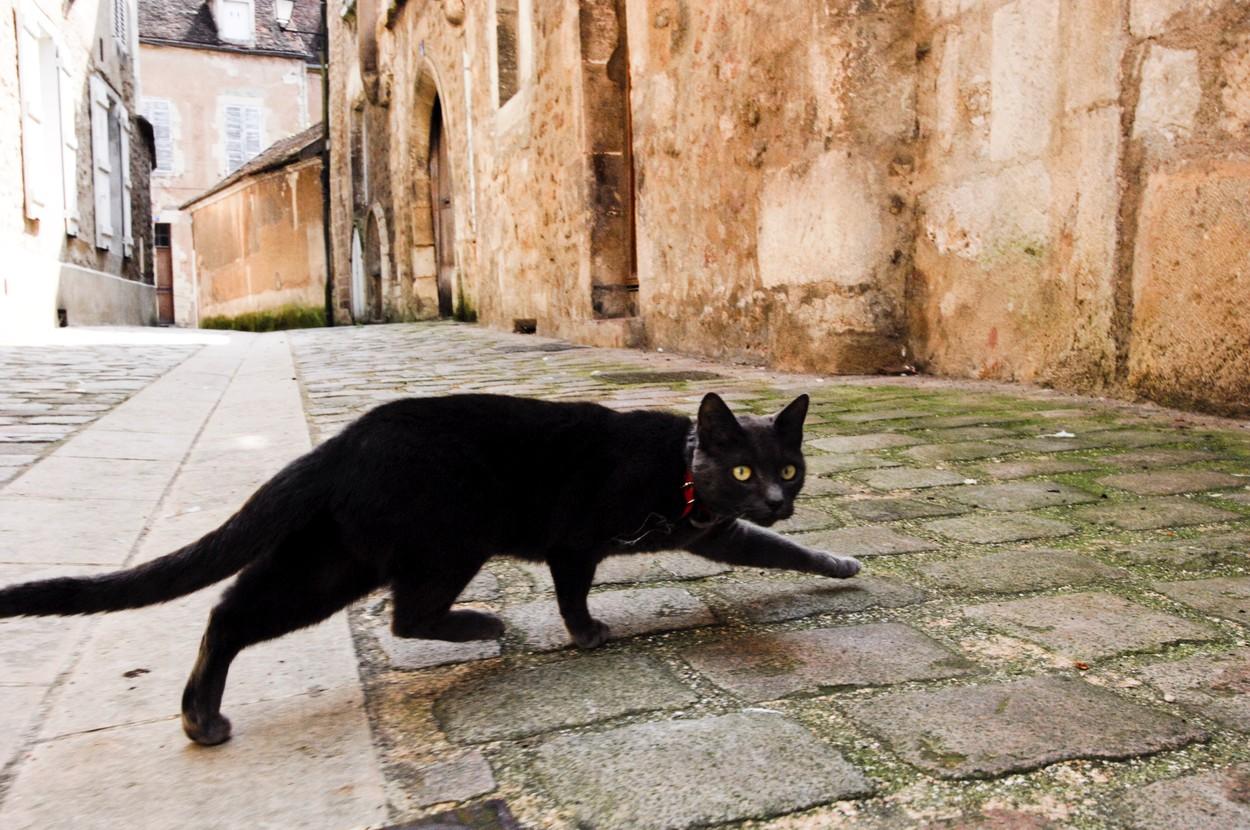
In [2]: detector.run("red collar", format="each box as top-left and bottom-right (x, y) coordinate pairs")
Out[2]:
(680, 469), (697, 519)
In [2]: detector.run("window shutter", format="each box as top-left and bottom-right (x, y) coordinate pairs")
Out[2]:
(113, 0), (128, 51)
(244, 106), (261, 159)
(58, 49), (80, 236)
(16, 7), (46, 221)
(143, 98), (173, 173)
(90, 75), (113, 249)
(224, 104), (244, 172)
(119, 106), (133, 258)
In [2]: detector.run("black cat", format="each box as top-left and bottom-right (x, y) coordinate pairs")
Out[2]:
(0, 392), (860, 746)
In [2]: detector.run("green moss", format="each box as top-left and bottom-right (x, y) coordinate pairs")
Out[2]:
(200, 305), (326, 332)
(453, 289), (478, 323)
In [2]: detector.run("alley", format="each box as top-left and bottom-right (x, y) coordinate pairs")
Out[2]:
(1, 322), (1249, 829)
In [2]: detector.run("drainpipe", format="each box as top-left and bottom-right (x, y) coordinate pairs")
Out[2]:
(319, 0), (335, 326)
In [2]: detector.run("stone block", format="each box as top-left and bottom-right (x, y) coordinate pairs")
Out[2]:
(923, 513), (1076, 544)
(1063, 0), (1125, 111)
(501, 587), (715, 651)
(1097, 470), (1244, 495)
(806, 454), (901, 475)
(1138, 648), (1250, 732)
(411, 751), (497, 807)
(533, 711), (874, 828)
(903, 442), (1006, 463)
(374, 627), (501, 671)
(1154, 576), (1250, 626)
(976, 458), (1098, 479)
(964, 591), (1216, 659)
(1099, 449), (1214, 470)
(990, 0), (1060, 161)
(919, 549), (1127, 594)
(1111, 765), (1250, 829)
(856, 467), (969, 490)
(809, 432), (918, 453)
(1073, 497), (1241, 530)
(772, 503), (841, 533)
(943, 481), (1097, 511)
(1130, 0), (1219, 37)
(1110, 529), (1250, 570)
(1128, 161), (1250, 416)
(843, 496), (966, 522)
(792, 525), (939, 556)
(1134, 46), (1200, 146)
(434, 653), (697, 743)
(705, 575), (925, 623)
(682, 623), (976, 701)
(846, 676), (1205, 779)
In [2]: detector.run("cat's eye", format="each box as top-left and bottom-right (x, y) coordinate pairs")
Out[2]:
(732, 465), (752, 481)
(781, 464), (797, 481)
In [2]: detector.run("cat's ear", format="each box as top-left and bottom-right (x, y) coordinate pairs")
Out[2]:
(697, 393), (744, 449)
(774, 394), (809, 448)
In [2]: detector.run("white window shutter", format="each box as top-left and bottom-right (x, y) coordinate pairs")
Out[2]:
(90, 75), (113, 250)
(58, 50), (80, 236)
(16, 7), (46, 221)
(119, 106), (133, 258)
(143, 98), (173, 173)
(224, 104), (243, 172)
(244, 106), (261, 158)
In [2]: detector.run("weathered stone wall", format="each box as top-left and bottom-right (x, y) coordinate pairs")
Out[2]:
(187, 158), (326, 319)
(328, 0), (1250, 414)
(912, 0), (1249, 414)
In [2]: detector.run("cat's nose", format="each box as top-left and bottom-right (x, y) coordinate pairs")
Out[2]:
(764, 488), (785, 514)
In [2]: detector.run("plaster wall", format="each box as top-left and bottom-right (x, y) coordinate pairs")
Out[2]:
(188, 158), (326, 319)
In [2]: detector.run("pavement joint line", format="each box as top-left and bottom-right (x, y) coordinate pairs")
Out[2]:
(0, 338), (251, 809)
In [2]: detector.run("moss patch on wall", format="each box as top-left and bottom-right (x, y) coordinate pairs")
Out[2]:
(200, 305), (327, 332)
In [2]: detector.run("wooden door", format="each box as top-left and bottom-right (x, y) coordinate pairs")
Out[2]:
(428, 98), (455, 318)
(154, 223), (174, 324)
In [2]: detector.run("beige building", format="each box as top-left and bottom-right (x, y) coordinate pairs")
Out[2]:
(329, 0), (1250, 416)
(2, 0), (156, 335)
(182, 123), (326, 321)
(139, 0), (322, 326)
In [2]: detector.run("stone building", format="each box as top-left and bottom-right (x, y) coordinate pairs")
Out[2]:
(2, 0), (156, 335)
(139, 0), (323, 326)
(181, 123), (326, 321)
(328, 0), (1250, 416)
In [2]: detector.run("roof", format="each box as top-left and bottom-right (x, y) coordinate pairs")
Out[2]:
(140, 0), (322, 62)
(182, 122), (324, 209)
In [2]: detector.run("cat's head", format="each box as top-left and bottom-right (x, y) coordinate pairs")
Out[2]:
(691, 393), (809, 526)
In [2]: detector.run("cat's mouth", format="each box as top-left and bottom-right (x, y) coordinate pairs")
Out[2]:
(748, 506), (792, 527)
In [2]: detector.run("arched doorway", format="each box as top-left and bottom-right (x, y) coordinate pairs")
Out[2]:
(428, 96), (455, 318)
(350, 226), (366, 321)
(364, 210), (384, 321)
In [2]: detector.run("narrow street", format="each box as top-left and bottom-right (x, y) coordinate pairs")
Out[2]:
(2, 322), (1248, 829)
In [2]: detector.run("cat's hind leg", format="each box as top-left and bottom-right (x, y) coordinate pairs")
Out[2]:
(390, 556), (503, 641)
(181, 542), (380, 746)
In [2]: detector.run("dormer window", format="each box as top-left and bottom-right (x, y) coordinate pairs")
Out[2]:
(213, 0), (255, 45)
(274, 0), (294, 28)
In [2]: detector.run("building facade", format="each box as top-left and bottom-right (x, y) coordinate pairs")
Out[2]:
(2, 0), (155, 335)
(182, 123), (326, 321)
(329, 0), (1250, 416)
(139, 0), (322, 326)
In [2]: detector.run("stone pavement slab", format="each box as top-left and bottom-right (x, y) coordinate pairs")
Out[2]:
(519, 552), (728, 591)
(942, 481), (1098, 511)
(1138, 648), (1250, 732)
(1098, 448), (1215, 469)
(1072, 497), (1242, 530)
(809, 433), (918, 453)
(1154, 576), (1250, 625)
(1097, 470), (1245, 495)
(918, 549), (1128, 594)
(923, 513), (1076, 544)
(1109, 765), (1250, 829)
(842, 496), (966, 522)
(793, 525), (938, 556)
(1108, 529), (1250, 570)
(533, 711), (873, 829)
(855, 467), (969, 491)
(975, 458), (1099, 479)
(963, 592), (1217, 659)
(847, 676), (1205, 779)
(435, 653), (697, 742)
(703, 575), (924, 623)
(502, 586), (714, 651)
(682, 623), (976, 700)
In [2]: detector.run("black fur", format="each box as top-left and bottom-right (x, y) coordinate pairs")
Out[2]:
(0, 392), (860, 746)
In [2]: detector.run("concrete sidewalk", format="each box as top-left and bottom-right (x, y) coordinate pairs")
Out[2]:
(0, 331), (387, 830)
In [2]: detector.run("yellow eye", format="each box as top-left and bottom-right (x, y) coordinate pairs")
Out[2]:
(781, 464), (797, 481)
(732, 465), (752, 481)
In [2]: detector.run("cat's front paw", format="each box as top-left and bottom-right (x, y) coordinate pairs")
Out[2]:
(818, 552), (861, 579)
(569, 619), (611, 649)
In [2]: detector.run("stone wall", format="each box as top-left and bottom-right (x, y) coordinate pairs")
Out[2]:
(328, 0), (1250, 415)
(186, 158), (326, 319)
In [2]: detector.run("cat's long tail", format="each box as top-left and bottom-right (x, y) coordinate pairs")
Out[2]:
(0, 453), (326, 617)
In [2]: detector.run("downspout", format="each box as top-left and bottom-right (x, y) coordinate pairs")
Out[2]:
(319, 0), (335, 326)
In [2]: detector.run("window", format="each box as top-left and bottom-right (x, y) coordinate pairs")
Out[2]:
(89, 74), (133, 256)
(215, 0), (255, 44)
(154, 222), (171, 247)
(141, 98), (173, 174)
(223, 103), (262, 173)
(495, 0), (519, 106)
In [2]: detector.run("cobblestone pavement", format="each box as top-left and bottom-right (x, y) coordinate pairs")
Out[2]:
(0, 332), (202, 485)
(289, 321), (1250, 829)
